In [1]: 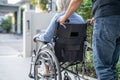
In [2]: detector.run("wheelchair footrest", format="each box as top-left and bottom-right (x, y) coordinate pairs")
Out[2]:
(43, 73), (55, 79)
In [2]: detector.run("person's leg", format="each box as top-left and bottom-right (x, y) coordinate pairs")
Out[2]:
(44, 65), (49, 75)
(92, 16), (120, 80)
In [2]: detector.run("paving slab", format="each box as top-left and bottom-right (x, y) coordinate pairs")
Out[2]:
(0, 57), (32, 80)
(0, 46), (20, 56)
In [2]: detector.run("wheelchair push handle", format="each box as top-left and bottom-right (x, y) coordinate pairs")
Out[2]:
(57, 19), (92, 29)
(58, 19), (91, 25)
(86, 18), (94, 26)
(86, 19), (91, 25)
(56, 19), (70, 29)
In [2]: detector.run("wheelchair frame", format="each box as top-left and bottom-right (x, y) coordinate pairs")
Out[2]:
(29, 23), (90, 80)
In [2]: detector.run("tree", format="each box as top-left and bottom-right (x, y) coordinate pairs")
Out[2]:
(76, 0), (92, 20)
(1, 16), (12, 33)
(30, 0), (48, 11)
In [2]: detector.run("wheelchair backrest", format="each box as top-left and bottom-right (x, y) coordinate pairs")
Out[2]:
(54, 23), (87, 62)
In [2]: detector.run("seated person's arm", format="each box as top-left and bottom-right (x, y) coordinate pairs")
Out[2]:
(59, 0), (83, 23)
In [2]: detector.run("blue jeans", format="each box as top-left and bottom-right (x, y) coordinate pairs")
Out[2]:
(92, 15), (120, 80)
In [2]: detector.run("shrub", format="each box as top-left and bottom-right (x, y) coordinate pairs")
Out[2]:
(1, 16), (12, 33)
(117, 59), (120, 80)
(30, 0), (48, 11)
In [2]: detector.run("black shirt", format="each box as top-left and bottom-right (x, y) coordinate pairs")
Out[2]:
(92, 0), (120, 18)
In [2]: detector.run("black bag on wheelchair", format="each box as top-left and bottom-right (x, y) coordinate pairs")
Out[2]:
(54, 23), (87, 62)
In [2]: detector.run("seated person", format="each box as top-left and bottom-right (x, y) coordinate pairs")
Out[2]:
(33, 0), (84, 43)
(33, 0), (84, 76)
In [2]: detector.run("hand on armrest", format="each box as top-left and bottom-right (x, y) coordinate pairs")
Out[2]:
(33, 34), (48, 44)
(33, 34), (40, 42)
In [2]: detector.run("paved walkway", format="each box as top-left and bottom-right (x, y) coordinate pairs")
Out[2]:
(0, 56), (32, 80)
(0, 33), (23, 56)
(0, 33), (32, 80)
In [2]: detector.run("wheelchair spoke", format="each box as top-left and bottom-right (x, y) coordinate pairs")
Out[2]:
(34, 49), (61, 80)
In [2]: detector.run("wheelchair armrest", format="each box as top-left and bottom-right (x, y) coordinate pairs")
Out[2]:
(36, 40), (48, 44)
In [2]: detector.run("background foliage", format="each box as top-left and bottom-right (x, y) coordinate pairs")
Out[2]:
(30, 0), (48, 11)
(76, 0), (92, 20)
(1, 16), (12, 33)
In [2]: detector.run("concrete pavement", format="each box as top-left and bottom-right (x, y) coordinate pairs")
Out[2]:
(0, 33), (23, 56)
(0, 33), (32, 80)
(0, 56), (32, 80)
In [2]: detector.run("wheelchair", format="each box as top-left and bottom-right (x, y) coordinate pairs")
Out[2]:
(29, 22), (89, 80)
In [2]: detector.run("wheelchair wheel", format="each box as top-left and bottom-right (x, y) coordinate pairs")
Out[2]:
(34, 48), (61, 80)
